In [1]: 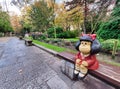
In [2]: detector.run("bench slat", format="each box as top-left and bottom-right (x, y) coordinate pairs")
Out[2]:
(57, 52), (75, 63)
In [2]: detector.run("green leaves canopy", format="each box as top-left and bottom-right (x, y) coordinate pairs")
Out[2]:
(97, 0), (120, 39)
(29, 0), (53, 32)
(0, 11), (13, 33)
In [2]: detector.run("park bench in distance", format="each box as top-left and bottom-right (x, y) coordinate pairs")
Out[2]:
(57, 52), (120, 89)
(24, 39), (33, 46)
(19, 36), (23, 40)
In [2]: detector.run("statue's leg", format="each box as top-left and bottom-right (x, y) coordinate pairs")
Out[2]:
(78, 65), (88, 80)
(73, 64), (80, 79)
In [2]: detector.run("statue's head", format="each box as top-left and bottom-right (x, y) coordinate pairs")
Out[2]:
(75, 34), (101, 55)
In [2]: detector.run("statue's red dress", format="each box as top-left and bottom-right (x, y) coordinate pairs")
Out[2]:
(75, 52), (99, 70)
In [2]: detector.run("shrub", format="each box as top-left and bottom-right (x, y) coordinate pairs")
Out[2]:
(47, 27), (76, 38)
(73, 29), (81, 37)
(56, 27), (63, 33)
(111, 0), (120, 17)
(67, 31), (76, 38)
(37, 33), (47, 40)
(57, 32), (67, 38)
(47, 27), (63, 38)
(97, 18), (120, 40)
(0, 32), (3, 37)
(101, 39), (120, 51)
(97, 1), (120, 40)
(58, 31), (76, 38)
(47, 27), (54, 38)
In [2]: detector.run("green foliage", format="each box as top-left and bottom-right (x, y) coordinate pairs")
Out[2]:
(47, 27), (63, 38)
(0, 32), (3, 37)
(47, 27), (54, 38)
(97, 0), (120, 39)
(0, 11), (13, 33)
(111, 7), (120, 17)
(111, 0), (120, 18)
(61, 30), (76, 38)
(85, 21), (92, 33)
(38, 33), (47, 40)
(47, 27), (76, 38)
(25, 36), (33, 40)
(29, 0), (53, 32)
(97, 18), (120, 39)
(85, 18), (102, 33)
(101, 39), (120, 51)
(64, 38), (78, 42)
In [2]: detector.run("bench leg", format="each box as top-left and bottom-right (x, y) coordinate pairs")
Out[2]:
(61, 60), (75, 80)
(26, 41), (28, 46)
(25, 41), (27, 45)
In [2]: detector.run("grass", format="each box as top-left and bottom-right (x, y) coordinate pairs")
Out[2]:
(33, 40), (72, 52)
(100, 39), (120, 51)
(46, 38), (79, 42)
(64, 38), (79, 42)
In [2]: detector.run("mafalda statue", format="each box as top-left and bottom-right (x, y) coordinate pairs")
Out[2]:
(74, 34), (101, 80)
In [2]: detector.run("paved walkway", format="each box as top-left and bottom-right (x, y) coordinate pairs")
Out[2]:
(0, 37), (115, 89)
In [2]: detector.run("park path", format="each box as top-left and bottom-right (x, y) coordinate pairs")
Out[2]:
(0, 37), (115, 89)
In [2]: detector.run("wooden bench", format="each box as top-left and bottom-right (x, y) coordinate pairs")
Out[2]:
(25, 39), (33, 46)
(57, 52), (120, 88)
(19, 36), (23, 40)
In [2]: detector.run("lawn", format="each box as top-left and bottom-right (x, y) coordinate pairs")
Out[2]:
(64, 38), (79, 42)
(33, 40), (76, 53)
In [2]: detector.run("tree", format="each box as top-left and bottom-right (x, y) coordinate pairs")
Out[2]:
(111, 0), (120, 18)
(10, 14), (22, 33)
(65, 0), (114, 33)
(20, 5), (32, 33)
(67, 5), (84, 31)
(97, 0), (120, 39)
(88, 0), (115, 33)
(65, 0), (88, 33)
(11, 0), (33, 9)
(55, 2), (84, 33)
(28, 0), (53, 33)
(55, 3), (69, 30)
(0, 9), (13, 33)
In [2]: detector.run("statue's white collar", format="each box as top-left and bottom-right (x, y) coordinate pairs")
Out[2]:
(81, 53), (90, 59)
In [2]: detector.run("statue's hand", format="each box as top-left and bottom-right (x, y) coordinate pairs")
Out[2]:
(76, 59), (81, 64)
(81, 61), (88, 66)
(80, 65), (88, 74)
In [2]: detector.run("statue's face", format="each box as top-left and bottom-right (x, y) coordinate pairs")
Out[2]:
(79, 41), (91, 55)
